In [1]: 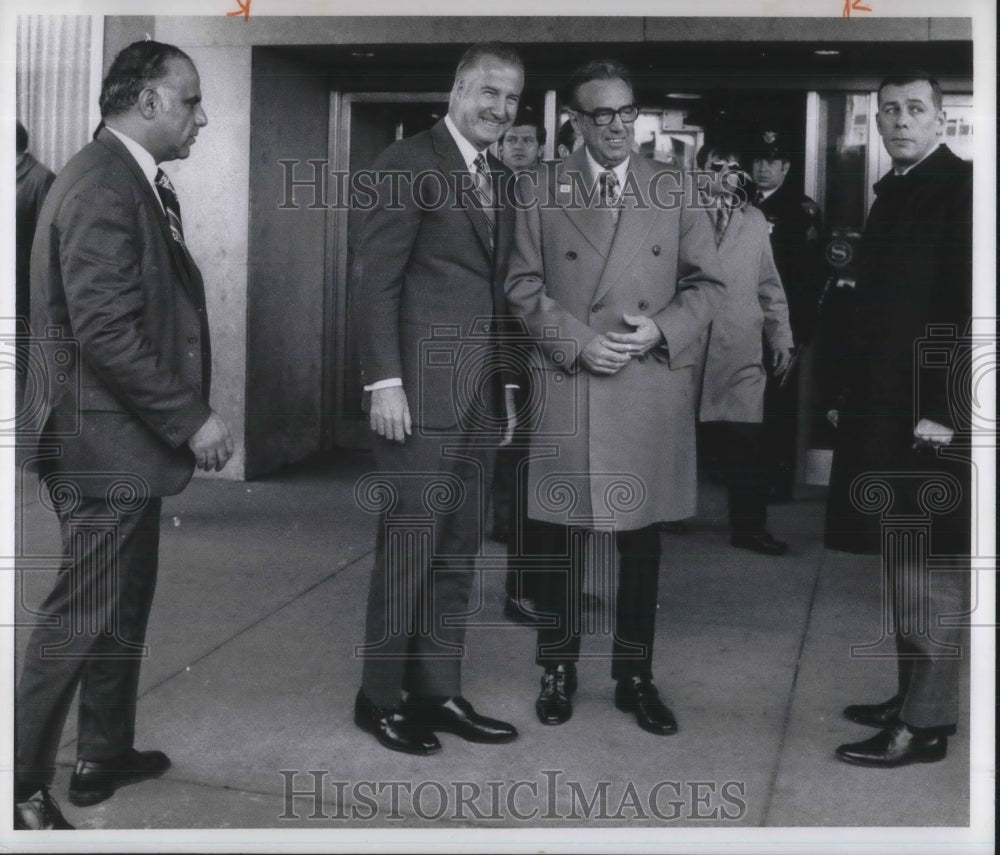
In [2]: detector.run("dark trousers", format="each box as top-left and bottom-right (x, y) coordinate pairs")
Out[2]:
(16, 493), (162, 787)
(763, 368), (799, 495)
(530, 518), (661, 681)
(702, 420), (769, 536)
(360, 430), (494, 708)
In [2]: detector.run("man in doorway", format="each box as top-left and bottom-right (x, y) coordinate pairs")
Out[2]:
(15, 40), (232, 829)
(352, 42), (523, 755)
(827, 73), (972, 767)
(750, 128), (824, 502)
(506, 59), (724, 732)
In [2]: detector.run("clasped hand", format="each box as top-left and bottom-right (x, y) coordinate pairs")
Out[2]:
(582, 313), (663, 376)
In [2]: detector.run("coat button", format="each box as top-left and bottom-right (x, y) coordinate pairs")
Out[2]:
(652, 245), (661, 255)
(638, 300), (649, 311)
(592, 302), (603, 313)
(566, 251), (577, 260)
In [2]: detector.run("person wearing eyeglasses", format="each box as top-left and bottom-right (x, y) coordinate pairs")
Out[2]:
(505, 60), (724, 734)
(693, 143), (794, 557)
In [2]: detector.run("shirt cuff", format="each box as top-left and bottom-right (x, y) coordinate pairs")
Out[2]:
(364, 378), (403, 391)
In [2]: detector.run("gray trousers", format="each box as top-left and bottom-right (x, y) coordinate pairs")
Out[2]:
(360, 430), (494, 708)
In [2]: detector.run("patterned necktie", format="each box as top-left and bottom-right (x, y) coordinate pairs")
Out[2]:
(155, 169), (185, 247)
(472, 153), (496, 253)
(600, 170), (620, 222)
(714, 203), (731, 246)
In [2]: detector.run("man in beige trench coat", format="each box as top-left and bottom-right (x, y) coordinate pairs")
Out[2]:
(505, 59), (725, 734)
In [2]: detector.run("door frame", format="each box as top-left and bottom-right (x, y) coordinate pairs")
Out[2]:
(325, 92), (450, 450)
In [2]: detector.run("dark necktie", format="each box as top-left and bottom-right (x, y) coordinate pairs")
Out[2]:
(714, 204), (731, 246)
(600, 170), (621, 222)
(754, 189), (765, 206)
(155, 168), (185, 247)
(472, 153), (496, 253)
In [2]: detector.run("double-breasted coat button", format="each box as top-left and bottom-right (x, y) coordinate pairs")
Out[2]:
(592, 302), (603, 313)
(638, 300), (649, 311)
(566, 251), (577, 260)
(652, 245), (661, 256)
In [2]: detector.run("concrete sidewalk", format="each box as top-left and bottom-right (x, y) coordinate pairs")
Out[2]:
(9, 450), (978, 839)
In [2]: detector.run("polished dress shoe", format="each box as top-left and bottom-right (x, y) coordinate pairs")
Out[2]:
(614, 676), (678, 735)
(835, 722), (948, 767)
(730, 531), (788, 555)
(843, 695), (902, 728)
(404, 695), (518, 743)
(354, 690), (441, 755)
(68, 748), (171, 807)
(535, 664), (577, 725)
(14, 787), (74, 830)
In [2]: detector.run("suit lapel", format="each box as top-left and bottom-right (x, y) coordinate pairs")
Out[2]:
(97, 129), (201, 305)
(592, 158), (659, 305)
(555, 151), (616, 259)
(430, 120), (494, 260)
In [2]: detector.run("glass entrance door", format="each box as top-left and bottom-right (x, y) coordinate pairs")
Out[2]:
(326, 93), (449, 449)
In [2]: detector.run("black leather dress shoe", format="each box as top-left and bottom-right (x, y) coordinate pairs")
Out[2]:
(354, 690), (441, 755)
(536, 664), (577, 725)
(14, 787), (74, 830)
(614, 676), (678, 735)
(835, 722), (948, 767)
(730, 531), (789, 555)
(68, 748), (171, 807)
(405, 695), (518, 743)
(843, 695), (903, 728)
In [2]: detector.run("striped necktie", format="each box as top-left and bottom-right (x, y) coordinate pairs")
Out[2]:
(714, 203), (731, 246)
(155, 169), (185, 247)
(472, 153), (496, 253)
(600, 170), (620, 222)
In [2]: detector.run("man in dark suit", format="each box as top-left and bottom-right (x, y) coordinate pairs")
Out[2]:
(750, 129), (824, 502)
(15, 41), (232, 829)
(505, 60), (724, 733)
(826, 73), (972, 767)
(351, 42), (522, 755)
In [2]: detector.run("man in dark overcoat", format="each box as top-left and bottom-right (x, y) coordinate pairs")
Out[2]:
(826, 73), (973, 768)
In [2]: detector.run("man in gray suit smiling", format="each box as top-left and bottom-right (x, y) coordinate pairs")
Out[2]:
(15, 40), (232, 829)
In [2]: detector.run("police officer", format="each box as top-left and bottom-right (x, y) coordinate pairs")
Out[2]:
(751, 129), (824, 501)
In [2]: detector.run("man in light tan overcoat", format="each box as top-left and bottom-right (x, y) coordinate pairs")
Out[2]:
(505, 59), (724, 735)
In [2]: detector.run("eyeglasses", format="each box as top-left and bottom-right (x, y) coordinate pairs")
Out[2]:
(708, 160), (742, 172)
(573, 104), (639, 126)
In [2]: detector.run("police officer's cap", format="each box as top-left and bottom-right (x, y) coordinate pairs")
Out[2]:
(753, 129), (791, 161)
